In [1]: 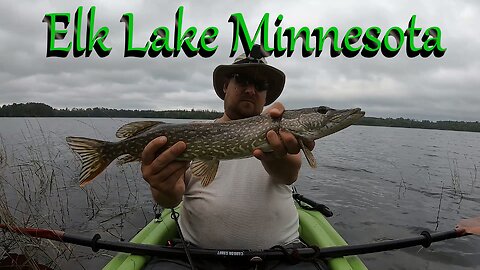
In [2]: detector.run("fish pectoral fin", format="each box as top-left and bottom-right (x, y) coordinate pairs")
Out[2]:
(257, 143), (273, 153)
(191, 160), (219, 187)
(115, 121), (165, 138)
(117, 154), (140, 165)
(299, 139), (317, 168)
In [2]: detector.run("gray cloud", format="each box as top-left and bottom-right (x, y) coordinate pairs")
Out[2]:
(0, 0), (479, 121)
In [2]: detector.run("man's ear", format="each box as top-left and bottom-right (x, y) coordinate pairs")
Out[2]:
(223, 79), (229, 93)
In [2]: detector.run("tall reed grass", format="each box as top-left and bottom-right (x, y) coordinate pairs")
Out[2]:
(0, 119), (155, 269)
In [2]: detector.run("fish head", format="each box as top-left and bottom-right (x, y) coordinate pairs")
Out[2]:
(282, 106), (365, 140)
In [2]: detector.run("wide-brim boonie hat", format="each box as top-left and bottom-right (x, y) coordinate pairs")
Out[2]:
(213, 46), (286, 106)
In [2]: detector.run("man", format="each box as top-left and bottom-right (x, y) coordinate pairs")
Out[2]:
(142, 45), (325, 269)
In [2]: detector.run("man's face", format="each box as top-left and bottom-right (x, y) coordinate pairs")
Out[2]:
(223, 73), (268, 120)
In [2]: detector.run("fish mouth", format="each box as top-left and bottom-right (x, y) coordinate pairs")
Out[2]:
(317, 106), (364, 119)
(328, 107), (364, 119)
(346, 108), (365, 119)
(350, 108), (365, 119)
(286, 106), (365, 141)
(327, 108), (365, 131)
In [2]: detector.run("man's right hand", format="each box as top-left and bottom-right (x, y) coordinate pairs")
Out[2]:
(141, 136), (189, 208)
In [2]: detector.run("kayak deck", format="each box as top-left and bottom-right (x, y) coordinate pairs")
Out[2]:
(103, 206), (367, 270)
(298, 207), (367, 270)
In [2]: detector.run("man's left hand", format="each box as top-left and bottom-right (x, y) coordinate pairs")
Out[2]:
(253, 102), (315, 162)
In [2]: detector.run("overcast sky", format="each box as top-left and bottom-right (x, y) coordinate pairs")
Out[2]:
(0, 0), (478, 121)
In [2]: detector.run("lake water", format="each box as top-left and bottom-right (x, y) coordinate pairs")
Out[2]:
(0, 118), (479, 269)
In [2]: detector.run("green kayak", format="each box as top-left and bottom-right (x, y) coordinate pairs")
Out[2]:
(103, 204), (368, 270)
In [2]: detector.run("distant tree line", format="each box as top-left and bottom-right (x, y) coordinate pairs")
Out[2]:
(0, 102), (55, 117)
(0, 102), (223, 119)
(356, 117), (480, 132)
(1, 102), (479, 132)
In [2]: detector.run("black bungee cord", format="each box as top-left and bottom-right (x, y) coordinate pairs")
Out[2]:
(170, 208), (196, 270)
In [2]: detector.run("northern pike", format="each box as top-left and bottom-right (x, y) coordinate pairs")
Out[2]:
(66, 106), (364, 186)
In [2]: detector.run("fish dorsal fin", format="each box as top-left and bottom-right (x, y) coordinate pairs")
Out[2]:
(299, 139), (316, 168)
(191, 160), (219, 186)
(115, 121), (165, 138)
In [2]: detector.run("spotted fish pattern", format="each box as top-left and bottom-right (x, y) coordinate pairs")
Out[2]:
(66, 106), (364, 186)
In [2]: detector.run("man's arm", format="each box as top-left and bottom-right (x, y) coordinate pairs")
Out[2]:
(253, 102), (315, 185)
(141, 136), (189, 208)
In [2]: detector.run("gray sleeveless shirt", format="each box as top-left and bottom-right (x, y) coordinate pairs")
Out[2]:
(179, 157), (299, 250)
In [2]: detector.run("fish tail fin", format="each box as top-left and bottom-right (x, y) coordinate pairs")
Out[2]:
(66, 136), (117, 187)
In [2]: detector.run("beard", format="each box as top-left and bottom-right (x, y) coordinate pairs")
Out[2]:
(226, 100), (263, 120)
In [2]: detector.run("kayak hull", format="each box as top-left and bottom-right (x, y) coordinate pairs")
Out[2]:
(103, 206), (368, 270)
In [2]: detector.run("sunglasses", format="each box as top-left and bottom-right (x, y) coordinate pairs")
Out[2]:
(230, 73), (269, 92)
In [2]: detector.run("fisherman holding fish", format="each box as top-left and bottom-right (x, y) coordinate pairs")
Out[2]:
(66, 44), (363, 268)
(141, 45), (327, 269)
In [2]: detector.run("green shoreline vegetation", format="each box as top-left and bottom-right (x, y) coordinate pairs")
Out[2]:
(1, 102), (479, 133)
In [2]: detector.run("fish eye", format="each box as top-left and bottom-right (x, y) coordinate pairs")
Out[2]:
(317, 106), (330, 114)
